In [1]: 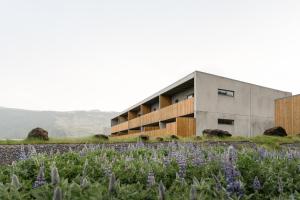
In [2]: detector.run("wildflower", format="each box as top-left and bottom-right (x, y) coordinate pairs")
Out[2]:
(11, 174), (21, 190)
(227, 145), (236, 163)
(51, 165), (60, 186)
(33, 165), (47, 189)
(158, 181), (166, 200)
(212, 174), (222, 191)
(18, 145), (27, 161)
(147, 171), (156, 187)
(82, 159), (88, 177)
(189, 185), (197, 200)
(109, 173), (116, 194)
(253, 176), (261, 191)
(224, 162), (243, 197)
(278, 177), (283, 194)
(80, 177), (89, 189)
(53, 187), (63, 200)
(177, 153), (187, 178)
(28, 145), (37, 157)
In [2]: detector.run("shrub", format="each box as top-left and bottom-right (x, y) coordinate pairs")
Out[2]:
(170, 135), (179, 140)
(139, 135), (149, 141)
(94, 134), (109, 140)
(156, 137), (164, 142)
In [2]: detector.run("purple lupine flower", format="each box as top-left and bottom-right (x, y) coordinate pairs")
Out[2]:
(33, 165), (47, 189)
(147, 171), (156, 187)
(224, 162), (243, 197)
(18, 145), (27, 161)
(212, 174), (222, 191)
(158, 181), (166, 200)
(190, 185), (197, 200)
(227, 145), (237, 163)
(177, 154), (187, 178)
(253, 176), (261, 191)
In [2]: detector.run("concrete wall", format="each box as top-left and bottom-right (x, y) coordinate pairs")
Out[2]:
(194, 72), (291, 136)
(171, 87), (194, 104)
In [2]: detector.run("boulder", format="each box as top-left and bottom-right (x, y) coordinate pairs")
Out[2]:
(203, 129), (232, 137)
(264, 127), (287, 137)
(27, 128), (49, 140)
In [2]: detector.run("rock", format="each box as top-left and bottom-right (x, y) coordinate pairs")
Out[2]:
(264, 127), (287, 137)
(203, 129), (232, 137)
(27, 128), (49, 140)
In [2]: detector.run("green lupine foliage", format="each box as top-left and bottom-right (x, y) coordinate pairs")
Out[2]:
(0, 143), (299, 199)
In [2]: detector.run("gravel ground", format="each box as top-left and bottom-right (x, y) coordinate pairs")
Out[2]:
(0, 141), (258, 165)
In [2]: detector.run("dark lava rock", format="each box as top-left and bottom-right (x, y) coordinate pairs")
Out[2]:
(27, 128), (49, 140)
(264, 127), (287, 137)
(203, 129), (232, 137)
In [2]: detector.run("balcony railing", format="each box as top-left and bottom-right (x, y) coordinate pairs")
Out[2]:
(111, 97), (194, 133)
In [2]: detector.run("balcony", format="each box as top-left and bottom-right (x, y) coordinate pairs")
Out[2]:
(112, 117), (195, 138)
(111, 97), (194, 134)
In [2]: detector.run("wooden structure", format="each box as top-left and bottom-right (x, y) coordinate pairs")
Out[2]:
(111, 97), (195, 137)
(275, 95), (300, 135)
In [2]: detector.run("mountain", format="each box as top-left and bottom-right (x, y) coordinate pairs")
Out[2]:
(0, 107), (117, 139)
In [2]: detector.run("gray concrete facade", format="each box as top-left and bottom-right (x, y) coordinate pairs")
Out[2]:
(194, 71), (291, 136)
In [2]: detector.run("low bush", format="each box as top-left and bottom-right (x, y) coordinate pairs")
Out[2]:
(94, 134), (109, 140)
(156, 137), (164, 142)
(139, 135), (149, 141)
(170, 135), (179, 140)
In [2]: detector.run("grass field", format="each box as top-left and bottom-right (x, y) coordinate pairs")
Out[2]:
(0, 135), (300, 149)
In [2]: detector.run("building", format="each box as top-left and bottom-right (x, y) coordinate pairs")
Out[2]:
(111, 71), (291, 137)
(275, 95), (300, 135)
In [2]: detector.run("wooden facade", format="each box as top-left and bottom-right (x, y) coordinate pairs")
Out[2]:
(275, 95), (300, 135)
(111, 98), (195, 137)
(113, 117), (195, 139)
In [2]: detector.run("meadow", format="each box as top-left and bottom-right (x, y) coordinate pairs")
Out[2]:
(0, 138), (299, 200)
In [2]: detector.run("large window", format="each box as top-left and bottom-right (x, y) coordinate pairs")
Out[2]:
(218, 119), (234, 125)
(218, 89), (234, 97)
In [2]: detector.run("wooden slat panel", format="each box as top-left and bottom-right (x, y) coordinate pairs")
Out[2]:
(176, 117), (196, 137)
(160, 104), (178, 121)
(177, 98), (194, 117)
(144, 126), (160, 131)
(128, 117), (141, 129)
(293, 95), (300, 134)
(166, 122), (177, 135)
(275, 97), (293, 135)
(159, 95), (172, 108)
(128, 111), (137, 120)
(141, 104), (151, 115)
(140, 110), (160, 125)
(111, 121), (129, 133)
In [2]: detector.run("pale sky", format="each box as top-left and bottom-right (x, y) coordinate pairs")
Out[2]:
(0, 0), (300, 112)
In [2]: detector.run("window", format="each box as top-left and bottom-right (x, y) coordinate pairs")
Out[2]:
(218, 119), (234, 125)
(218, 89), (234, 97)
(187, 94), (194, 99)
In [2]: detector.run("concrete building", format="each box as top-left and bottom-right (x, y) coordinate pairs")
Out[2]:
(111, 71), (291, 137)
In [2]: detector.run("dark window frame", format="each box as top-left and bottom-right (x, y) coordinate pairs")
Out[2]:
(218, 89), (235, 97)
(218, 118), (234, 125)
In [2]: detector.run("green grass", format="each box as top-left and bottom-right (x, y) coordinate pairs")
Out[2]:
(0, 135), (300, 149)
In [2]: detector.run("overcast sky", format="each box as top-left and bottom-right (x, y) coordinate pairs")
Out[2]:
(0, 0), (299, 112)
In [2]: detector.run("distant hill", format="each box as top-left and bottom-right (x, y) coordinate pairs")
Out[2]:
(0, 107), (117, 139)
